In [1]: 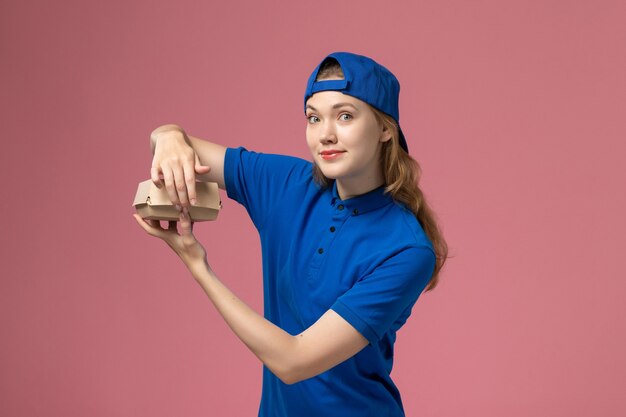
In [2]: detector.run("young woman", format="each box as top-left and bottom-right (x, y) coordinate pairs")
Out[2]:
(133, 52), (448, 417)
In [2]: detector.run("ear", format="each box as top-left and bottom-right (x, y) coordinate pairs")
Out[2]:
(380, 125), (392, 143)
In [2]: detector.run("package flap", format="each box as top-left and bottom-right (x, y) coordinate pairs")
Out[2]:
(133, 179), (221, 221)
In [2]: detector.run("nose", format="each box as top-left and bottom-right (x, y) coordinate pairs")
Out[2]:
(319, 121), (337, 144)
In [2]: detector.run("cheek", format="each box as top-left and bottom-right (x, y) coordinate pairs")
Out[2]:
(305, 128), (316, 151)
(340, 124), (375, 149)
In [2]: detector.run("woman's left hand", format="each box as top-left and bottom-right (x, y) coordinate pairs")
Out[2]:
(132, 209), (209, 278)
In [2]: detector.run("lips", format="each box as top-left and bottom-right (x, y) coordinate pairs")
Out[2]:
(320, 149), (346, 160)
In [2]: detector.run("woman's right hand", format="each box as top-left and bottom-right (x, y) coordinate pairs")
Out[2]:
(150, 125), (211, 210)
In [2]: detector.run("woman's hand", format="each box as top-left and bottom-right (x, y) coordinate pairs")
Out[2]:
(150, 125), (211, 210)
(132, 209), (210, 279)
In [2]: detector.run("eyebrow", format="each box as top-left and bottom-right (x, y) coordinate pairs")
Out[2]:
(305, 102), (359, 112)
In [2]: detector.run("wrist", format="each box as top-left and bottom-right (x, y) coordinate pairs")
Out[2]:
(151, 123), (184, 137)
(150, 124), (188, 151)
(187, 258), (213, 281)
(191, 263), (219, 294)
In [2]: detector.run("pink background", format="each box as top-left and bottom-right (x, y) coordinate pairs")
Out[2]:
(1, 0), (625, 416)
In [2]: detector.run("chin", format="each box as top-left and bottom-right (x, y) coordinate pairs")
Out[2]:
(316, 165), (344, 180)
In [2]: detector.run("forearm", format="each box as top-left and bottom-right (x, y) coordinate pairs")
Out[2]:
(135, 207), (369, 384)
(193, 263), (301, 384)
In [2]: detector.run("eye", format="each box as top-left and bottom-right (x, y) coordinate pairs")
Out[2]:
(306, 115), (320, 124)
(339, 113), (353, 121)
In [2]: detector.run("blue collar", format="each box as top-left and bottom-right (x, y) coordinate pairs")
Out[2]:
(330, 181), (392, 216)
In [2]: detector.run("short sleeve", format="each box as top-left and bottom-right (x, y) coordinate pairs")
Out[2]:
(331, 246), (436, 345)
(224, 147), (311, 229)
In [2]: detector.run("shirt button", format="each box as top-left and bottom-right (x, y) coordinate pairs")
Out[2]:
(318, 248), (324, 254)
(352, 209), (359, 215)
(329, 226), (336, 233)
(337, 204), (344, 211)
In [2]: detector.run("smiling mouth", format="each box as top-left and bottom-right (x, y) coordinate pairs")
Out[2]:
(320, 150), (345, 160)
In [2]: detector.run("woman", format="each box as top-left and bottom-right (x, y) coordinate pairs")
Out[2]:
(133, 51), (448, 417)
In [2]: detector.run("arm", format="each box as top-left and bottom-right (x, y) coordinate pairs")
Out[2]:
(133, 209), (369, 385)
(196, 266), (368, 385)
(149, 124), (227, 208)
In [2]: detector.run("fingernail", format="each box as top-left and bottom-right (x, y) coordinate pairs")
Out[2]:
(175, 204), (182, 211)
(190, 198), (196, 205)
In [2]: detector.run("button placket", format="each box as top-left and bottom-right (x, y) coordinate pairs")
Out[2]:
(309, 209), (348, 278)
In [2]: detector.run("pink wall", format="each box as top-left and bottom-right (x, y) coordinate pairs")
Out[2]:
(1, 0), (625, 416)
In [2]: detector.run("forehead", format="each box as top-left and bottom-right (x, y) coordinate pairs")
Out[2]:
(305, 91), (367, 110)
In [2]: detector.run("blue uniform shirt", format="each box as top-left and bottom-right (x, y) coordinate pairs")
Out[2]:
(224, 147), (436, 417)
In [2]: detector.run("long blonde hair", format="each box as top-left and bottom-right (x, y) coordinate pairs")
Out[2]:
(311, 59), (448, 291)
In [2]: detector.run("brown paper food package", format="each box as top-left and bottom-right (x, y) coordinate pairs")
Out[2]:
(133, 179), (222, 221)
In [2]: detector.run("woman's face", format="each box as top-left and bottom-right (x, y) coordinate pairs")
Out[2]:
(305, 91), (391, 198)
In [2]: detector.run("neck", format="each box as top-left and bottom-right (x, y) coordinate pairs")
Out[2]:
(336, 173), (384, 200)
